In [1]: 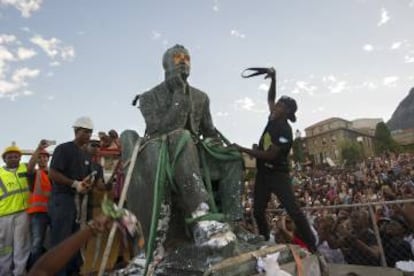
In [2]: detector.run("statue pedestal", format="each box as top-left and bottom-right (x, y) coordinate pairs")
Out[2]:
(153, 243), (319, 276)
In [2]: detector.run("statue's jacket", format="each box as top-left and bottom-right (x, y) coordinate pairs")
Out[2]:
(139, 82), (217, 139)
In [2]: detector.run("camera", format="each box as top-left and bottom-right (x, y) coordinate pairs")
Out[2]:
(41, 140), (56, 146)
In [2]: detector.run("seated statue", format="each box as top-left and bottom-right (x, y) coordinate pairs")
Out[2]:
(121, 45), (245, 264)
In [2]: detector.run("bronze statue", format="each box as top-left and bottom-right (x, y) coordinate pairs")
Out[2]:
(121, 45), (245, 267)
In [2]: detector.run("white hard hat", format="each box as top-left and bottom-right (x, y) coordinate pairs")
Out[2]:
(90, 134), (100, 142)
(72, 116), (94, 130)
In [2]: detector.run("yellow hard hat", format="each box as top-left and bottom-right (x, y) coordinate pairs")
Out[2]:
(2, 145), (22, 158)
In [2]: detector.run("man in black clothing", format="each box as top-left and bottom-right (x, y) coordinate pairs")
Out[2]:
(233, 69), (317, 252)
(48, 116), (95, 276)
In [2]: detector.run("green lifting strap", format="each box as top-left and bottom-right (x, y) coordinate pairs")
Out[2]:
(143, 131), (197, 275)
(143, 131), (242, 275)
(144, 135), (168, 276)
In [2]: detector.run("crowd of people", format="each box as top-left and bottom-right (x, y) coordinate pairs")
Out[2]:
(0, 119), (121, 276)
(2, 43), (413, 276)
(243, 152), (414, 268)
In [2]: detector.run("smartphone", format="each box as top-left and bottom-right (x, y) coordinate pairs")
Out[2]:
(42, 140), (56, 146)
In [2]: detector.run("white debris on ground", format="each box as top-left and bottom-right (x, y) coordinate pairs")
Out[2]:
(256, 251), (292, 276)
(396, 260), (414, 272)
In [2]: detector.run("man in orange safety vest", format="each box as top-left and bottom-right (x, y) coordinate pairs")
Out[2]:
(26, 140), (52, 269)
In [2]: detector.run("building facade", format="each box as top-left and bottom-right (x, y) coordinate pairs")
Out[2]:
(303, 117), (376, 165)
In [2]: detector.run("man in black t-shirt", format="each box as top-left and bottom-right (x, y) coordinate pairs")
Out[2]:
(233, 69), (316, 252)
(48, 116), (94, 276)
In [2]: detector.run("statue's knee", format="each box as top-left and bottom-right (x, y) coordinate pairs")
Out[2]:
(173, 129), (191, 137)
(120, 130), (140, 145)
(120, 130), (141, 159)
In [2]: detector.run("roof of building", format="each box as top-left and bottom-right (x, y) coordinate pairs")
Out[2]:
(305, 117), (350, 131)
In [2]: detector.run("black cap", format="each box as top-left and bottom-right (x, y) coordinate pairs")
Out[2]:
(278, 96), (297, 122)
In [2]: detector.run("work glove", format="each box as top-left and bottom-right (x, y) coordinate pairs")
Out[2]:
(72, 180), (89, 193)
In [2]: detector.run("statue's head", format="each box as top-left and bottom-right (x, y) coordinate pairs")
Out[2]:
(162, 44), (191, 81)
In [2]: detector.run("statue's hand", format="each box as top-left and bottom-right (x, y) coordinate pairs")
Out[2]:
(205, 137), (224, 148)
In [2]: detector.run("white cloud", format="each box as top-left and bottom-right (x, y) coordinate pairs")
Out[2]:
(0, 66), (40, 96)
(22, 90), (33, 95)
(328, 81), (347, 94)
(0, 0), (43, 18)
(0, 34), (17, 44)
(363, 44), (374, 52)
(49, 61), (60, 67)
(230, 30), (246, 39)
(312, 106), (325, 113)
(290, 81), (318, 96)
(404, 55), (414, 63)
(61, 46), (74, 60)
(46, 95), (55, 101)
(383, 76), (399, 87)
(258, 83), (269, 91)
(216, 111), (229, 117)
(11, 67), (39, 83)
(20, 26), (30, 32)
(362, 81), (377, 89)
(390, 42), (402, 50)
(0, 79), (18, 94)
(213, 0), (219, 11)
(235, 97), (255, 111)
(151, 31), (161, 40)
(0, 45), (15, 61)
(322, 75), (336, 83)
(30, 35), (75, 61)
(377, 8), (390, 26)
(17, 47), (36, 60)
(409, 0), (414, 7)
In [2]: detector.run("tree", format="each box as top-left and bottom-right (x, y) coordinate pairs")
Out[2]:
(292, 137), (305, 163)
(341, 141), (363, 167)
(374, 122), (398, 154)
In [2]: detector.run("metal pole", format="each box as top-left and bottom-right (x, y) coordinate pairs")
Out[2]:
(267, 198), (414, 213)
(97, 139), (142, 276)
(368, 205), (387, 267)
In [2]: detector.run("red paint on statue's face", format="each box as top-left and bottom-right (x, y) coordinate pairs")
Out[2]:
(173, 52), (190, 66)
(171, 51), (191, 79)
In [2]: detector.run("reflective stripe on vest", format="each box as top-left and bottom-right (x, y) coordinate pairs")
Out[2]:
(0, 163), (29, 216)
(27, 169), (51, 214)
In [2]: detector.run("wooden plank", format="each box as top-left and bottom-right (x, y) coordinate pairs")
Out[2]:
(204, 244), (287, 276)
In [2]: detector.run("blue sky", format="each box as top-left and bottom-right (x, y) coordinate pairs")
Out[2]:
(1, 0), (414, 154)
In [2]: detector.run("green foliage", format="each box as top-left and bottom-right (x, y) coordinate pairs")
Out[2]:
(341, 140), (363, 166)
(374, 122), (398, 154)
(292, 137), (305, 163)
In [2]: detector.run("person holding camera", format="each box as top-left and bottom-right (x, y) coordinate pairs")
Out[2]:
(26, 140), (54, 269)
(48, 117), (95, 276)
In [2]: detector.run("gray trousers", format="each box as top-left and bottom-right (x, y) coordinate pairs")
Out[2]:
(0, 211), (30, 276)
(121, 129), (244, 240)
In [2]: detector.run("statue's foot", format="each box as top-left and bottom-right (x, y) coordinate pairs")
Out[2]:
(193, 220), (236, 248)
(231, 223), (265, 244)
(113, 253), (146, 275)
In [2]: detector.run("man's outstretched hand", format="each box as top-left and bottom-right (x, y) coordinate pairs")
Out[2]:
(264, 67), (275, 80)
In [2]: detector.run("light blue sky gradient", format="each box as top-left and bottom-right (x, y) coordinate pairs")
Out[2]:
(1, 0), (413, 154)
